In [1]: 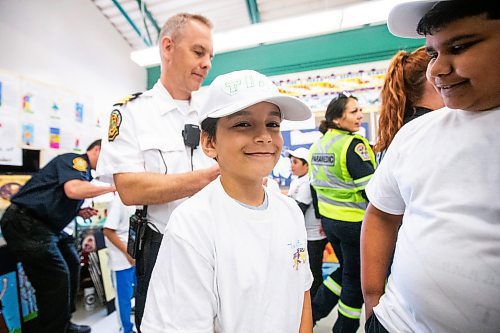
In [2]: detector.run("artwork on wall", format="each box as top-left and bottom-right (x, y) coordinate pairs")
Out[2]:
(0, 68), (99, 155)
(0, 271), (21, 333)
(16, 263), (38, 323)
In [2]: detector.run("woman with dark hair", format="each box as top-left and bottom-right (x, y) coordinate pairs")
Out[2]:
(374, 46), (443, 162)
(309, 93), (376, 333)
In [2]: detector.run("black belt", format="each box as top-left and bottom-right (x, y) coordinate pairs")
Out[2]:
(8, 203), (45, 223)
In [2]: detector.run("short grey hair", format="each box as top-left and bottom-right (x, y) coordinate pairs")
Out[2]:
(159, 13), (213, 42)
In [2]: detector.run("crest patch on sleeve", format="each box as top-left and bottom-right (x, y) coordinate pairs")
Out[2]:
(108, 109), (122, 142)
(72, 157), (88, 171)
(354, 143), (371, 161)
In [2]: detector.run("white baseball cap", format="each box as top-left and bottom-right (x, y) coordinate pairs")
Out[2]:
(387, 0), (444, 38)
(199, 70), (311, 122)
(285, 147), (310, 161)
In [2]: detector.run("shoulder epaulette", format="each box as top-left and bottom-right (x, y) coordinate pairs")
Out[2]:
(113, 92), (143, 107)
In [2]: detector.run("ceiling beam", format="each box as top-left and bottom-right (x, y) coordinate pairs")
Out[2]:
(245, 0), (261, 24)
(135, 0), (161, 35)
(111, 0), (151, 46)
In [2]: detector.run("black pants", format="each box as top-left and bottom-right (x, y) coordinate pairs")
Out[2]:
(0, 204), (78, 333)
(308, 238), (328, 299)
(312, 217), (363, 333)
(135, 225), (163, 332)
(59, 231), (80, 315)
(365, 314), (389, 333)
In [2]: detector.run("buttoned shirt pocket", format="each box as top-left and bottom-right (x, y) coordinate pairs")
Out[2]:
(137, 133), (187, 175)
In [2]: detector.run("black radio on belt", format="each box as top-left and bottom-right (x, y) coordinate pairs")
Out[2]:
(182, 124), (200, 149)
(127, 206), (148, 259)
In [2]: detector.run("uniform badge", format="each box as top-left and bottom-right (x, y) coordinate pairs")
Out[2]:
(108, 109), (122, 142)
(354, 143), (371, 161)
(113, 92), (142, 107)
(72, 157), (88, 172)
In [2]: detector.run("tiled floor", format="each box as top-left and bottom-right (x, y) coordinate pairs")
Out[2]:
(73, 301), (364, 332)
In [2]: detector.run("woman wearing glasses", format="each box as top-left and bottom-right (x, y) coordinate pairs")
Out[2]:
(308, 93), (376, 333)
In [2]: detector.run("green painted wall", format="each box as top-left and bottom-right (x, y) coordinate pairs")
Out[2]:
(147, 24), (423, 89)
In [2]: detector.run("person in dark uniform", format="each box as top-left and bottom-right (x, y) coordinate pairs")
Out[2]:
(308, 93), (376, 333)
(0, 140), (115, 333)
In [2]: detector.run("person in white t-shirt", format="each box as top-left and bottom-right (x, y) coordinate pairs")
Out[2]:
(361, 1), (500, 333)
(141, 70), (314, 332)
(103, 194), (137, 333)
(286, 147), (327, 299)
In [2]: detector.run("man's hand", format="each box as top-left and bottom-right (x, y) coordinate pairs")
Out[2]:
(126, 253), (136, 266)
(78, 207), (98, 219)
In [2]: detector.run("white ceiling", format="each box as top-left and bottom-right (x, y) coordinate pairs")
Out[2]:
(91, 0), (372, 50)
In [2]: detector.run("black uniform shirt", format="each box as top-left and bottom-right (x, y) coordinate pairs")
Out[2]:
(346, 138), (375, 201)
(11, 153), (92, 232)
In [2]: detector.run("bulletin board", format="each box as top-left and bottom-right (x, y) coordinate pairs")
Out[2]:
(0, 69), (102, 168)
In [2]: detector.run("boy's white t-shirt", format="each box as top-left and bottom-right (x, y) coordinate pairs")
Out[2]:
(141, 177), (313, 333)
(366, 107), (500, 333)
(288, 174), (325, 240)
(103, 194), (136, 271)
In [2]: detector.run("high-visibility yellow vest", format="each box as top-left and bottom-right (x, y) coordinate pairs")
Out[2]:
(308, 129), (376, 222)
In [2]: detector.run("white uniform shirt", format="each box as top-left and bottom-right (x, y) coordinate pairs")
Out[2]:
(103, 194), (136, 271)
(141, 177), (313, 333)
(366, 107), (500, 333)
(97, 80), (215, 233)
(288, 175), (325, 240)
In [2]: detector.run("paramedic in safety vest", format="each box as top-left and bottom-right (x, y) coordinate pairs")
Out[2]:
(308, 92), (375, 333)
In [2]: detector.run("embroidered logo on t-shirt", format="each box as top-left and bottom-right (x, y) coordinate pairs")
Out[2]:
(72, 157), (88, 172)
(288, 240), (307, 270)
(354, 143), (371, 161)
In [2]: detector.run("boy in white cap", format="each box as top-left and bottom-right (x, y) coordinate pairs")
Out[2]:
(286, 147), (327, 299)
(141, 70), (314, 332)
(361, 1), (500, 332)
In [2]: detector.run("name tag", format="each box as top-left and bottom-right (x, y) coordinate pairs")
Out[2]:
(312, 154), (335, 166)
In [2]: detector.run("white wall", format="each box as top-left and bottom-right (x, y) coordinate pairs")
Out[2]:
(0, 0), (146, 119)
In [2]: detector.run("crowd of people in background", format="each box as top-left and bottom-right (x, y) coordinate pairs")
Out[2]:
(1, 1), (499, 332)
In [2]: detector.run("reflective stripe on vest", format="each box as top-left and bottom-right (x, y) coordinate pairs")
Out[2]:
(323, 276), (342, 296)
(309, 129), (375, 222)
(338, 300), (362, 319)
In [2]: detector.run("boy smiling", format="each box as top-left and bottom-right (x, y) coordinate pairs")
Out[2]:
(361, 1), (500, 332)
(141, 70), (314, 332)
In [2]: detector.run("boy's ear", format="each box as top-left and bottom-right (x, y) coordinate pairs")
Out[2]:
(201, 131), (217, 159)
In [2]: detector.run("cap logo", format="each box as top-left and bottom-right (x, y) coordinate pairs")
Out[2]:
(223, 79), (242, 95)
(221, 74), (271, 96)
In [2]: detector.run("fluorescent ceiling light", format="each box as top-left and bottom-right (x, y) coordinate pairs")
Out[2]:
(130, 0), (411, 67)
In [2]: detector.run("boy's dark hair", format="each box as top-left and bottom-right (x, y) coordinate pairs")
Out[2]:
(296, 158), (308, 166)
(417, 0), (500, 36)
(201, 118), (219, 142)
(86, 139), (102, 151)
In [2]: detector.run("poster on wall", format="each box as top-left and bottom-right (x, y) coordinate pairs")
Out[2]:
(0, 271), (22, 333)
(0, 116), (22, 166)
(0, 71), (20, 114)
(0, 175), (31, 211)
(16, 263), (38, 323)
(49, 127), (60, 149)
(75, 102), (84, 123)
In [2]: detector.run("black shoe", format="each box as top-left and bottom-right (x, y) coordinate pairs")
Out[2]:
(67, 322), (91, 333)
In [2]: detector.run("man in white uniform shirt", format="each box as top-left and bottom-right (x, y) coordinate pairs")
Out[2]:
(361, 1), (500, 332)
(97, 13), (220, 331)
